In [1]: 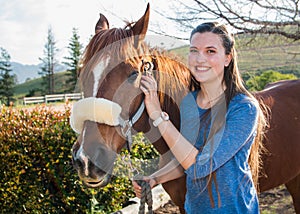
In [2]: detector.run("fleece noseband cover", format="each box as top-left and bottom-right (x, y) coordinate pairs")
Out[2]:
(70, 97), (122, 134)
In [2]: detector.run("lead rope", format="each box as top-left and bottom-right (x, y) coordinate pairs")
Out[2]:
(122, 147), (153, 214)
(133, 174), (153, 214)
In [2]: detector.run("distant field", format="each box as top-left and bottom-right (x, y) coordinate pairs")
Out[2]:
(238, 44), (300, 72)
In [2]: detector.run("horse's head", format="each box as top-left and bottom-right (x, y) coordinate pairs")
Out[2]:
(70, 4), (190, 188)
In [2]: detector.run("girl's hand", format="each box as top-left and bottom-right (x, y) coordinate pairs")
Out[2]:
(140, 75), (162, 120)
(132, 177), (157, 198)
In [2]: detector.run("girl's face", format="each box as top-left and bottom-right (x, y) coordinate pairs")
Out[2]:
(188, 32), (232, 85)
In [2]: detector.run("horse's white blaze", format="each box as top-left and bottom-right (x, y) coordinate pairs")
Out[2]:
(76, 127), (90, 176)
(93, 57), (110, 97)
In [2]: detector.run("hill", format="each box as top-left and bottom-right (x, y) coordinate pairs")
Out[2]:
(11, 62), (40, 83)
(13, 71), (74, 99)
(11, 62), (67, 84)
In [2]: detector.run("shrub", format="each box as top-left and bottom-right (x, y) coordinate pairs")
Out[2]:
(245, 70), (298, 91)
(0, 104), (159, 213)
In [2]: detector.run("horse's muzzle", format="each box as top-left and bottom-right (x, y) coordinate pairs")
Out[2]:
(72, 141), (116, 188)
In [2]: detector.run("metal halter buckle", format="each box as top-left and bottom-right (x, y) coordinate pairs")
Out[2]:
(120, 119), (132, 138)
(141, 57), (154, 76)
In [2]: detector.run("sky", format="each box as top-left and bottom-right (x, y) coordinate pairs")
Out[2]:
(0, 0), (188, 65)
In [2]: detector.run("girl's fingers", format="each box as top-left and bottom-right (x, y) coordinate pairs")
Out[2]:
(141, 75), (157, 88)
(132, 181), (141, 190)
(140, 85), (148, 94)
(132, 180), (142, 198)
(140, 83), (157, 94)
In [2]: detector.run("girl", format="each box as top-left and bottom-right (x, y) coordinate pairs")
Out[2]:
(134, 22), (266, 213)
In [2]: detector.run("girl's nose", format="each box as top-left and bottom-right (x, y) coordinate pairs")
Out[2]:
(196, 52), (206, 63)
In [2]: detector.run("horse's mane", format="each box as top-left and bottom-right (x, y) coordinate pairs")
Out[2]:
(150, 49), (190, 108)
(79, 24), (190, 107)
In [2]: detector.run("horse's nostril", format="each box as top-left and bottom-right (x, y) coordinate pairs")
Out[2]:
(88, 181), (100, 185)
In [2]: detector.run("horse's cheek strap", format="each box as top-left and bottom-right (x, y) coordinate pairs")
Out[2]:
(70, 97), (122, 134)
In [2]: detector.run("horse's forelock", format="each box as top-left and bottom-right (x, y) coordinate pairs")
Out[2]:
(79, 27), (142, 85)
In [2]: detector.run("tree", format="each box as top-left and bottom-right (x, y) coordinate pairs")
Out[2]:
(153, 0), (300, 40)
(245, 70), (297, 91)
(39, 26), (59, 94)
(63, 28), (83, 92)
(0, 47), (15, 106)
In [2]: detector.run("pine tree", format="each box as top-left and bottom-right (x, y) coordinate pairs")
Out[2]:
(0, 47), (15, 106)
(38, 26), (58, 94)
(63, 28), (83, 92)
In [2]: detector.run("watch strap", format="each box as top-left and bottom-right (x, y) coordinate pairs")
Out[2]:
(153, 112), (169, 127)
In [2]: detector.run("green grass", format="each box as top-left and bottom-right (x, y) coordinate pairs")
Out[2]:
(14, 78), (41, 97)
(13, 71), (74, 106)
(14, 71), (71, 98)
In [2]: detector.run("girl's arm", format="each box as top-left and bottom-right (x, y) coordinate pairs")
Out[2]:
(140, 75), (198, 170)
(150, 158), (185, 184)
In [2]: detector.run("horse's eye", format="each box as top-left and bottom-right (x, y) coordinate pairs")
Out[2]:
(127, 71), (139, 84)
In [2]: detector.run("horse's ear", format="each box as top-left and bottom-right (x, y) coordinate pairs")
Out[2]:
(95, 14), (110, 33)
(132, 3), (150, 48)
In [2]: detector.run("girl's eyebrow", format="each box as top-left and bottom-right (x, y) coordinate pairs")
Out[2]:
(206, 46), (217, 49)
(189, 45), (217, 49)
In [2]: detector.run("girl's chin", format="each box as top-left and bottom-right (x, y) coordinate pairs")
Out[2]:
(192, 73), (209, 81)
(194, 77), (209, 84)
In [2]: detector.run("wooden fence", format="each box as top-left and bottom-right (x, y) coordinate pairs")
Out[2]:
(23, 93), (84, 105)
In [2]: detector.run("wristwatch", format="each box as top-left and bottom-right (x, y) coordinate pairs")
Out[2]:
(153, 111), (169, 127)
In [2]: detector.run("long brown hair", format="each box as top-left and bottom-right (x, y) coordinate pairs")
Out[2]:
(189, 22), (267, 190)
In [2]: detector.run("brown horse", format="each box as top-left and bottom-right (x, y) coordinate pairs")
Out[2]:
(71, 4), (300, 213)
(256, 79), (300, 212)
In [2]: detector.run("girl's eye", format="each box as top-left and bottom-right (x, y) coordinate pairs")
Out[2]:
(127, 70), (139, 84)
(207, 49), (216, 54)
(189, 49), (198, 54)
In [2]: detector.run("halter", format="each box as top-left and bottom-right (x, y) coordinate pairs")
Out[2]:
(118, 57), (155, 151)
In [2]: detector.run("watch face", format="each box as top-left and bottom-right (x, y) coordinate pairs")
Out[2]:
(153, 112), (169, 127)
(161, 112), (169, 120)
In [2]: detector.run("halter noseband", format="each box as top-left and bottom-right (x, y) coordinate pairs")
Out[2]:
(118, 57), (155, 150)
(118, 102), (145, 149)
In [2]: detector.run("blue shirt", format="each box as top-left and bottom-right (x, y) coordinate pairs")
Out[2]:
(180, 91), (259, 214)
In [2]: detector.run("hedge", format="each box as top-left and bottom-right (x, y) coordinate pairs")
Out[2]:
(0, 104), (159, 213)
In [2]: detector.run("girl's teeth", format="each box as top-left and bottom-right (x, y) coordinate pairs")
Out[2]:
(197, 67), (208, 71)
